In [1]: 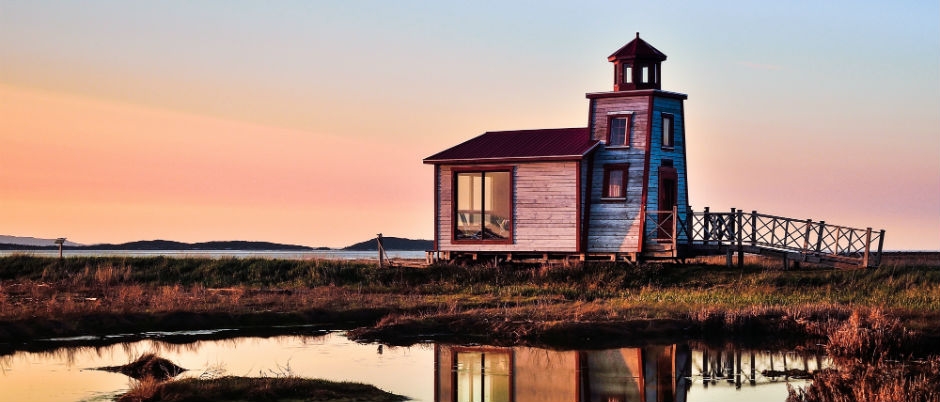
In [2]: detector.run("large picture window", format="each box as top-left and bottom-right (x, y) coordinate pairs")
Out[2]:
(455, 170), (512, 241)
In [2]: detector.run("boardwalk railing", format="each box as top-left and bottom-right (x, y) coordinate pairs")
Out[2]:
(641, 206), (680, 256)
(645, 208), (885, 268)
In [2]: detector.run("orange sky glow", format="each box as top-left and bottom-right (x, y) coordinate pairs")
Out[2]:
(1, 2), (938, 249)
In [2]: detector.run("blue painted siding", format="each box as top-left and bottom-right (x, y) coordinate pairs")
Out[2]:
(646, 96), (689, 241)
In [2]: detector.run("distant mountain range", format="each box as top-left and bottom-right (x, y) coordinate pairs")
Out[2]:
(0, 235), (83, 247)
(0, 235), (431, 251)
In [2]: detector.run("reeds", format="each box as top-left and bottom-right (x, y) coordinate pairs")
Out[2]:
(1, 255), (938, 351)
(787, 309), (940, 402)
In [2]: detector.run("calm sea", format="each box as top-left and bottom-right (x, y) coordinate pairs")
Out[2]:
(0, 249), (427, 260)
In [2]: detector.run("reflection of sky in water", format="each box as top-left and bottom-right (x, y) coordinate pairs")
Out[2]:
(0, 332), (820, 402)
(0, 332), (435, 402)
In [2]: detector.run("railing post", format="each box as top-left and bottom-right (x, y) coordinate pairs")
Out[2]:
(862, 227), (872, 268)
(687, 206), (694, 245)
(750, 211), (757, 247)
(802, 219), (813, 253)
(639, 204), (646, 253)
(770, 215), (778, 246)
(833, 226), (842, 256)
(876, 230), (885, 266)
(736, 209), (744, 268)
(672, 205), (678, 256)
(815, 221), (826, 253)
(728, 208), (736, 247)
(703, 207), (711, 247)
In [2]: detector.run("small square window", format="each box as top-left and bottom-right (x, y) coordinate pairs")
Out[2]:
(607, 116), (631, 147)
(603, 164), (628, 199)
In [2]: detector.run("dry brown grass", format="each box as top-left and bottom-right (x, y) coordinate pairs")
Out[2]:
(787, 309), (940, 402)
(120, 376), (162, 402)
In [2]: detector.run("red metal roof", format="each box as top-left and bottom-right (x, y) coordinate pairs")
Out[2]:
(608, 33), (667, 62)
(423, 127), (599, 164)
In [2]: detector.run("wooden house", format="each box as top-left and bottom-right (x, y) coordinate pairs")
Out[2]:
(424, 34), (689, 262)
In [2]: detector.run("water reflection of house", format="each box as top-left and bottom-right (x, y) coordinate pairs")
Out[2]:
(434, 344), (691, 402)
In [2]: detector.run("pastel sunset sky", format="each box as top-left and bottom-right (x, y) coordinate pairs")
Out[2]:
(1, 1), (938, 249)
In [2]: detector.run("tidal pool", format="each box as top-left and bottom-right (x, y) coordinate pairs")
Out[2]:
(0, 331), (823, 401)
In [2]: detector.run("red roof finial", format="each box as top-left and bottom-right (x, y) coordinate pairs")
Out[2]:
(636, 32), (640, 39)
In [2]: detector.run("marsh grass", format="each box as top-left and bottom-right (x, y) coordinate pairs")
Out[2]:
(787, 309), (940, 402)
(119, 376), (408, 402)
(1, 254), (938, 349)
(116, 354), (405, 402)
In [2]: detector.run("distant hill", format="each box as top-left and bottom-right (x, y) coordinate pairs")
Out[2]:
(0, 235), (82, 247)
(343, 237), (432, 251)
(0, 239), (314, 251)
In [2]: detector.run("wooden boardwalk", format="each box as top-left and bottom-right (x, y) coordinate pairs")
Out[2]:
(644, 207), (886, 268)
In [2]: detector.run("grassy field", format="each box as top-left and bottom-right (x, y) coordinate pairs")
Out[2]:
(3, 253), (937, 400)
(0, 253), (938, 349)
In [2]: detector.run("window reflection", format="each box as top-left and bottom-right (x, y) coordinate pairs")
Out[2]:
(456, 351), (511, 402)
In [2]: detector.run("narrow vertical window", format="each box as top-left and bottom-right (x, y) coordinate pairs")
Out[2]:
(607, 115), (631, 147)
(602, 164), (628, 199)
(623, 64), (632, 84)
(662, 113), (674, 148)
(641, 66), (649, 83)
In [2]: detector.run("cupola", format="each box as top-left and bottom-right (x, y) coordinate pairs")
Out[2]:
(609, 33), (667, 91)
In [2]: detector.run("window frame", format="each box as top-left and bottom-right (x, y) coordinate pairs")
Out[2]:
(601, 163), (629, 201)
(451, 167), (514, 244)
(606, 112), (633, 148)
(662, 113), (675, 149)
(451, 347), (516, 402)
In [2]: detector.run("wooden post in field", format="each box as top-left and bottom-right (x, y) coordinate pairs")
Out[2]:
(376, 233), (386, 268)
(54, 238), (66, 260)
(862, 228), (872, 268)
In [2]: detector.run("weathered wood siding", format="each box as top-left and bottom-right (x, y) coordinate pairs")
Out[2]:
(586, 95), (651, 252)
(436, 162), (580, 252)
(646, 95), (689, 241)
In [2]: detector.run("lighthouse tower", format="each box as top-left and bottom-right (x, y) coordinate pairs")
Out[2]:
(584, 33), (689, 256)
